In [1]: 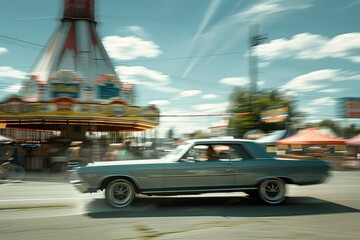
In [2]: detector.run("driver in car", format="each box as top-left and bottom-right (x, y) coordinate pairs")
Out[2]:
(206, 146), (218, 161)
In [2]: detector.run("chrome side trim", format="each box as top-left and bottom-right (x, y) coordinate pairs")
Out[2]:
(141, 187), (257, 195)
(145, 173), (246, 178)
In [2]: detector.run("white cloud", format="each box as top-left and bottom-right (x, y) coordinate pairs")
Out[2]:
(256, 34), (320, 60)
(282, 69), (360, 92)
(103, 36), (162, 60)
(180, 90), (202, 98)
(237, 0), (313, 22)
(202, 94), (218, 99)
(148, 100), (170, 106)
(298, 107), (317, 114)
(4, 84), (22, 93)
(0, 47), (8, 55)
(126, 26), (147, 37)
(143, 83), (180, 93)
(347, 56), (360, 63)
(241, 2), (283, 19)
(258, 81), (265, 87)
(256, 32), (360, 63)
(319, 88), (346, 93)
(116, 66), (169, 82)
(0, 66), (26, 79)
(282, 69), (337, 92)
(334, 71), (360, 81)
(220, 77), (249, 86)
(321, 33), (360, 62)
(282, 90), (301, 99)
(115, 66), (179, 93)
(310, 97), (335, 106)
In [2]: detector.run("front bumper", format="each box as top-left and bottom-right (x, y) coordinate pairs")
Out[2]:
(70, 180), (93, 193)
(69, 171), (98, 193)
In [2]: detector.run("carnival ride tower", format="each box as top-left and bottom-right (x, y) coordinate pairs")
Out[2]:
(23, 0), (122, 102)
(0, 0), (159, 140)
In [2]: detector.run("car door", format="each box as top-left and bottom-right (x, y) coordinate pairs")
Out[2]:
(164, 144), (236, 190)
(230, 144), (264, 186)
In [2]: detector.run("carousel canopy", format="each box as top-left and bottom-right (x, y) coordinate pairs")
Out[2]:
(0, 97), (159, 132)
(277, 128), (346, 145)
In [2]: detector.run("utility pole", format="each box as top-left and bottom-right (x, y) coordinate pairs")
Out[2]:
(248, 25), (267, 111)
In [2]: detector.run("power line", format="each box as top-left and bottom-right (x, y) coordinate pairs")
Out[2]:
(0, 34), (44, 48)
(0, 16), (54, 22)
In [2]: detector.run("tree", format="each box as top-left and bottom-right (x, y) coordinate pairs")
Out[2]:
(190, 130), (209, 139)
(228, 88), (302, 138)
(318, 120), (341, 136)
(318, 120), (360, 138)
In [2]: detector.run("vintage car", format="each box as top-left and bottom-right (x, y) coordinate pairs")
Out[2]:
(70, 139), (331, 208)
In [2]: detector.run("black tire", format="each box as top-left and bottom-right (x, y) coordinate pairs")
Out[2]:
(258, 178), (286, 205)
(7, 165), (26, 181)
(105, 179), (136, 208)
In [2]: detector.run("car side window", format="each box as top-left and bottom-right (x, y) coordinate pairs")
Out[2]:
(183, 145), (208, 161)
(233, 144), (253, 160)
(206, 144), (252, 161)
(214, 144), (244, 161)
(182, 144), (250, 162)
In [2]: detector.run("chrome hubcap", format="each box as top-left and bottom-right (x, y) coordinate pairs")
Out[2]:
(114, 185), (129, 200)
(260, 179), (285, 203)
(107, 181), (134, 207)
(265, 182), (280, 196)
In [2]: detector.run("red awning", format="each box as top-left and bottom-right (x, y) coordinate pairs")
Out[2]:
(276, 128), (346, 145)
(346, 133), (360, 146)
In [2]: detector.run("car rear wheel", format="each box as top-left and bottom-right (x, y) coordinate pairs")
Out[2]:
(105, 179), (135, 208)
(258, 178), (286, 205)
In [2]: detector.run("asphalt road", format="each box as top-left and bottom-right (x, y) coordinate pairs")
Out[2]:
(0, 170), (359, 239)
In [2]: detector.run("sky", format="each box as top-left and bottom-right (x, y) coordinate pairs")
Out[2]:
(0, 0), (359, 138)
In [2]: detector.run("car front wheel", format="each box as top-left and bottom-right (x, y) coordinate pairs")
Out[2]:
(258, 178), (286, 205)
(105, 179), (136, 208)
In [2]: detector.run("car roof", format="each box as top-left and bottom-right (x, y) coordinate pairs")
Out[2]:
(184, 138), (272, 159)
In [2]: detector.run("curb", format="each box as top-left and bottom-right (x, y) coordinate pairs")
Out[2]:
(22, 172), (70, 183)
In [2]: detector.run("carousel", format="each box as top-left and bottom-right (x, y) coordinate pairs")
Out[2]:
(0, 0), (159, 171)
(0, 0), (159, 140)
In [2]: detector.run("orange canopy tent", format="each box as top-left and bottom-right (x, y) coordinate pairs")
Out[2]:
(277, 128), (346, 145)
(346, 133), (360, 146)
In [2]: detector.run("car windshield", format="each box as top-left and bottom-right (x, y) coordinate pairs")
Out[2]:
(161, 142), (192, 161)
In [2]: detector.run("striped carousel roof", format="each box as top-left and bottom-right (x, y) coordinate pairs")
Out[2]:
(29, 0), (117, 87)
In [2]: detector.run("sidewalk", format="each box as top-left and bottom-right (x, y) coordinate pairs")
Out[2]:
(23, 171), (70, 182)
(0, 172), (81, 211)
